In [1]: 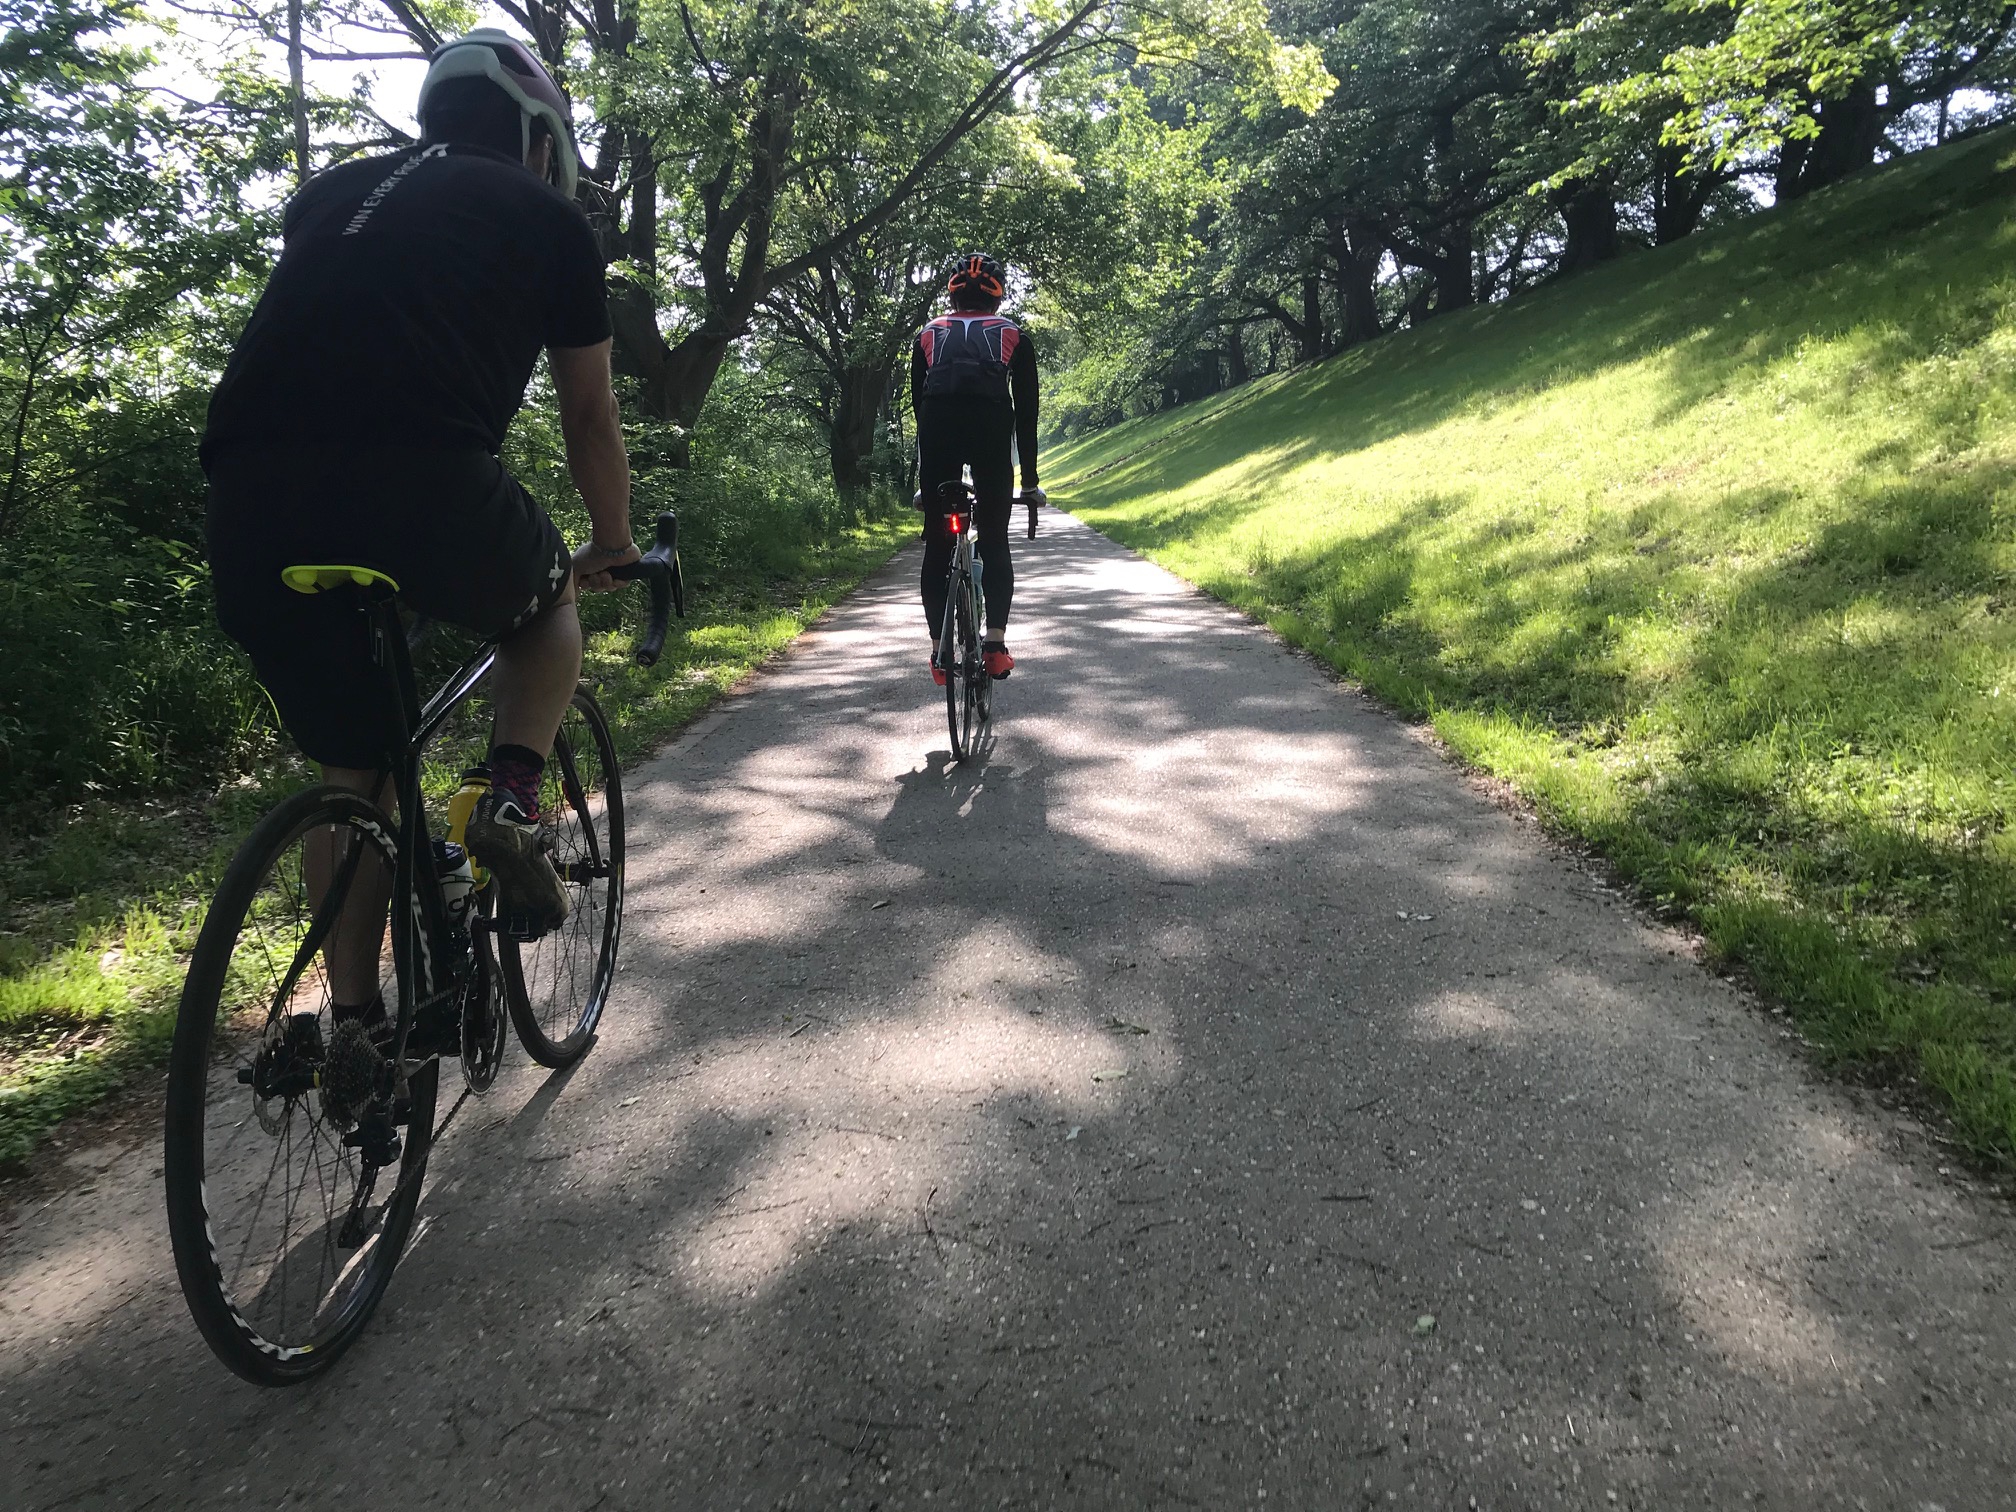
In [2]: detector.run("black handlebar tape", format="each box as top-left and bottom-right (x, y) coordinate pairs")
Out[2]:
(632, 568), (672, 667)
(607, 510), (682, 667)
(1026, 499), (1038, 540)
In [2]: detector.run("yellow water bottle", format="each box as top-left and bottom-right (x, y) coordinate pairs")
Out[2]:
(444, 763), (491, 884)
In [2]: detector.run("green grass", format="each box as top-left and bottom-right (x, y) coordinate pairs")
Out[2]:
(1050, 127), (2016, 1162)
(0, 513), (913, 1166)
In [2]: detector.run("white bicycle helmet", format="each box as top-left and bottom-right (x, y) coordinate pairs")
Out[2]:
(417, 29), (579, 197)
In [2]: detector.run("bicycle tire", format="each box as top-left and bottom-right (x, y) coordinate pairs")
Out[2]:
(164, 785), (438, 1386)
(971, 575), (993, 735)
(942, 571), (967, 760)
(957, 571), (985, 756)
(502, 686), (623, 1068)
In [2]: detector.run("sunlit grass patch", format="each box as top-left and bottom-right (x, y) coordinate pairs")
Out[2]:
(1053, 127), (2016, 1161)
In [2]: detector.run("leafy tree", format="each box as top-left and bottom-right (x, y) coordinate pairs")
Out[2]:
(1, 0), (282, 541)
(350, 0), (1328, 462)
(1573, 0), (2016, 198)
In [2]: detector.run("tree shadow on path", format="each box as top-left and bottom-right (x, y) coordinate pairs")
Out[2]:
(4, 515), (2014, 1512)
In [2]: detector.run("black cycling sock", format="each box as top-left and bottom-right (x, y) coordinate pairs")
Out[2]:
(488, 743), (545, 818)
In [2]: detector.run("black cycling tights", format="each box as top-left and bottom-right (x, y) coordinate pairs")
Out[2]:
(922, 496), (1013, 637)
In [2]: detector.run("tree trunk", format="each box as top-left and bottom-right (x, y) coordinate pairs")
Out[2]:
(1251, 287), (1323, 365)
(828, 364), (886, 493)
(1404, 282), (1432, 328)
(1485, 222), (1537, 300)
(1432, 222), (1474, 315)
(1224, 326), (1249, 386)
(1297, 274), (1325, 362)
(1554, 180), (1620, 275)
(1652, 147), (1713, 244)
(628, 133), (657, 279)
(606, 288), (741, 467)
(1325, 213), (1382, 349)
(1774, 133), (1812, 202)
(1792, 85), (1884, 197)
(0, 318), (62, 539)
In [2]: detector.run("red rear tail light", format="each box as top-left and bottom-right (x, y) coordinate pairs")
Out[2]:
(947, 512), (963, 536)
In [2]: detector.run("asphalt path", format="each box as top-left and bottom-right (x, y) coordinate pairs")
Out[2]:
(4, 510), (2014, 1511)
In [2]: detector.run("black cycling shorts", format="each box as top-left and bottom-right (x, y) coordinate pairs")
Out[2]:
(915, 394), (1014, 505)
(205, 444), (571, 769)
(916, 396), (1017, 632)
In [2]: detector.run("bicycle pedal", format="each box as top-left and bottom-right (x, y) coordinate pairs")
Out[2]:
(499, 911), (550, 942)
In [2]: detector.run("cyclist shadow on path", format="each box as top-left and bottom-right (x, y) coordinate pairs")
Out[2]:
(5, 514), (2016, 1512)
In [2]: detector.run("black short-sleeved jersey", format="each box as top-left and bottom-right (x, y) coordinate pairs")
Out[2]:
(202, 142), (610, 463)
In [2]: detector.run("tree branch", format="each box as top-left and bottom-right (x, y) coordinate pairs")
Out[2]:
(764, 0), (1111, 289)
(371, 0), (444, 51)
(680, 0), (726, 86)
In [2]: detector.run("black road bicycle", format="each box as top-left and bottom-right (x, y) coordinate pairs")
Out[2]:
(933, 479), (1018, 762)
(934, 481), (989, 761)
(163, 514), (684, 1385)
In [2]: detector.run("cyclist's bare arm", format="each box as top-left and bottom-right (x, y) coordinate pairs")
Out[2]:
(550, 338), (636, 590)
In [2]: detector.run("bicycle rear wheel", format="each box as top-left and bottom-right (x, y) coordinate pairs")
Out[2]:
(501, 687), (623, 1068)
(163, 786), (438, 1385)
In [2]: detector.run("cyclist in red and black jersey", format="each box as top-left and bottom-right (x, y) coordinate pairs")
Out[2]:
(911, 253), (1045, 682)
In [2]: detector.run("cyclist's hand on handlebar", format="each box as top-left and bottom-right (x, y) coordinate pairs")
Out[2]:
(1020, 485), (1048, 508)
(574, 537), (641, 593)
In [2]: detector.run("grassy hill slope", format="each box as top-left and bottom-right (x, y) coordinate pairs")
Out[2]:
(1050, 128), (2016, 1160)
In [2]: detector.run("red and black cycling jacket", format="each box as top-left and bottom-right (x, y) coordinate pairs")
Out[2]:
(910, 313), (1040, 490)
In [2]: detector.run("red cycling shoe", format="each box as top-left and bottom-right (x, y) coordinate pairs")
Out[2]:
(983, 645), (1014, 680)
(930, 652), (947, 687)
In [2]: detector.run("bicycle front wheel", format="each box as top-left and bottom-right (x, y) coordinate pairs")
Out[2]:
(163, 786), (437, 1385)
(970, 579), (993, 737)
(955, 573), (986, 758)
(941, 576), (967, 760)
(502, 686), (623, 1068)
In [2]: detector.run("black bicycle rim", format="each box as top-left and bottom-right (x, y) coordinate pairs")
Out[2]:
(958, 577), (983, 757)
(972, 582), (993, 736)
(942, 585), (966, 760)
(163, 786), (437, 1385)
(502, 688), (623, 1068)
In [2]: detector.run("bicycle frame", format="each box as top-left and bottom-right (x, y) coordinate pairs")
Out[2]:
(943, 506), (979, 605)
(336, 510), (684, 1077)
(352, 590), (486, 1075)
(937, 504), (983, 668)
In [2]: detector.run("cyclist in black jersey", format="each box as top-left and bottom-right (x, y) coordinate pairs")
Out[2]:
(911, 253), (1045, 682)
(202, 31), (637, 1014)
